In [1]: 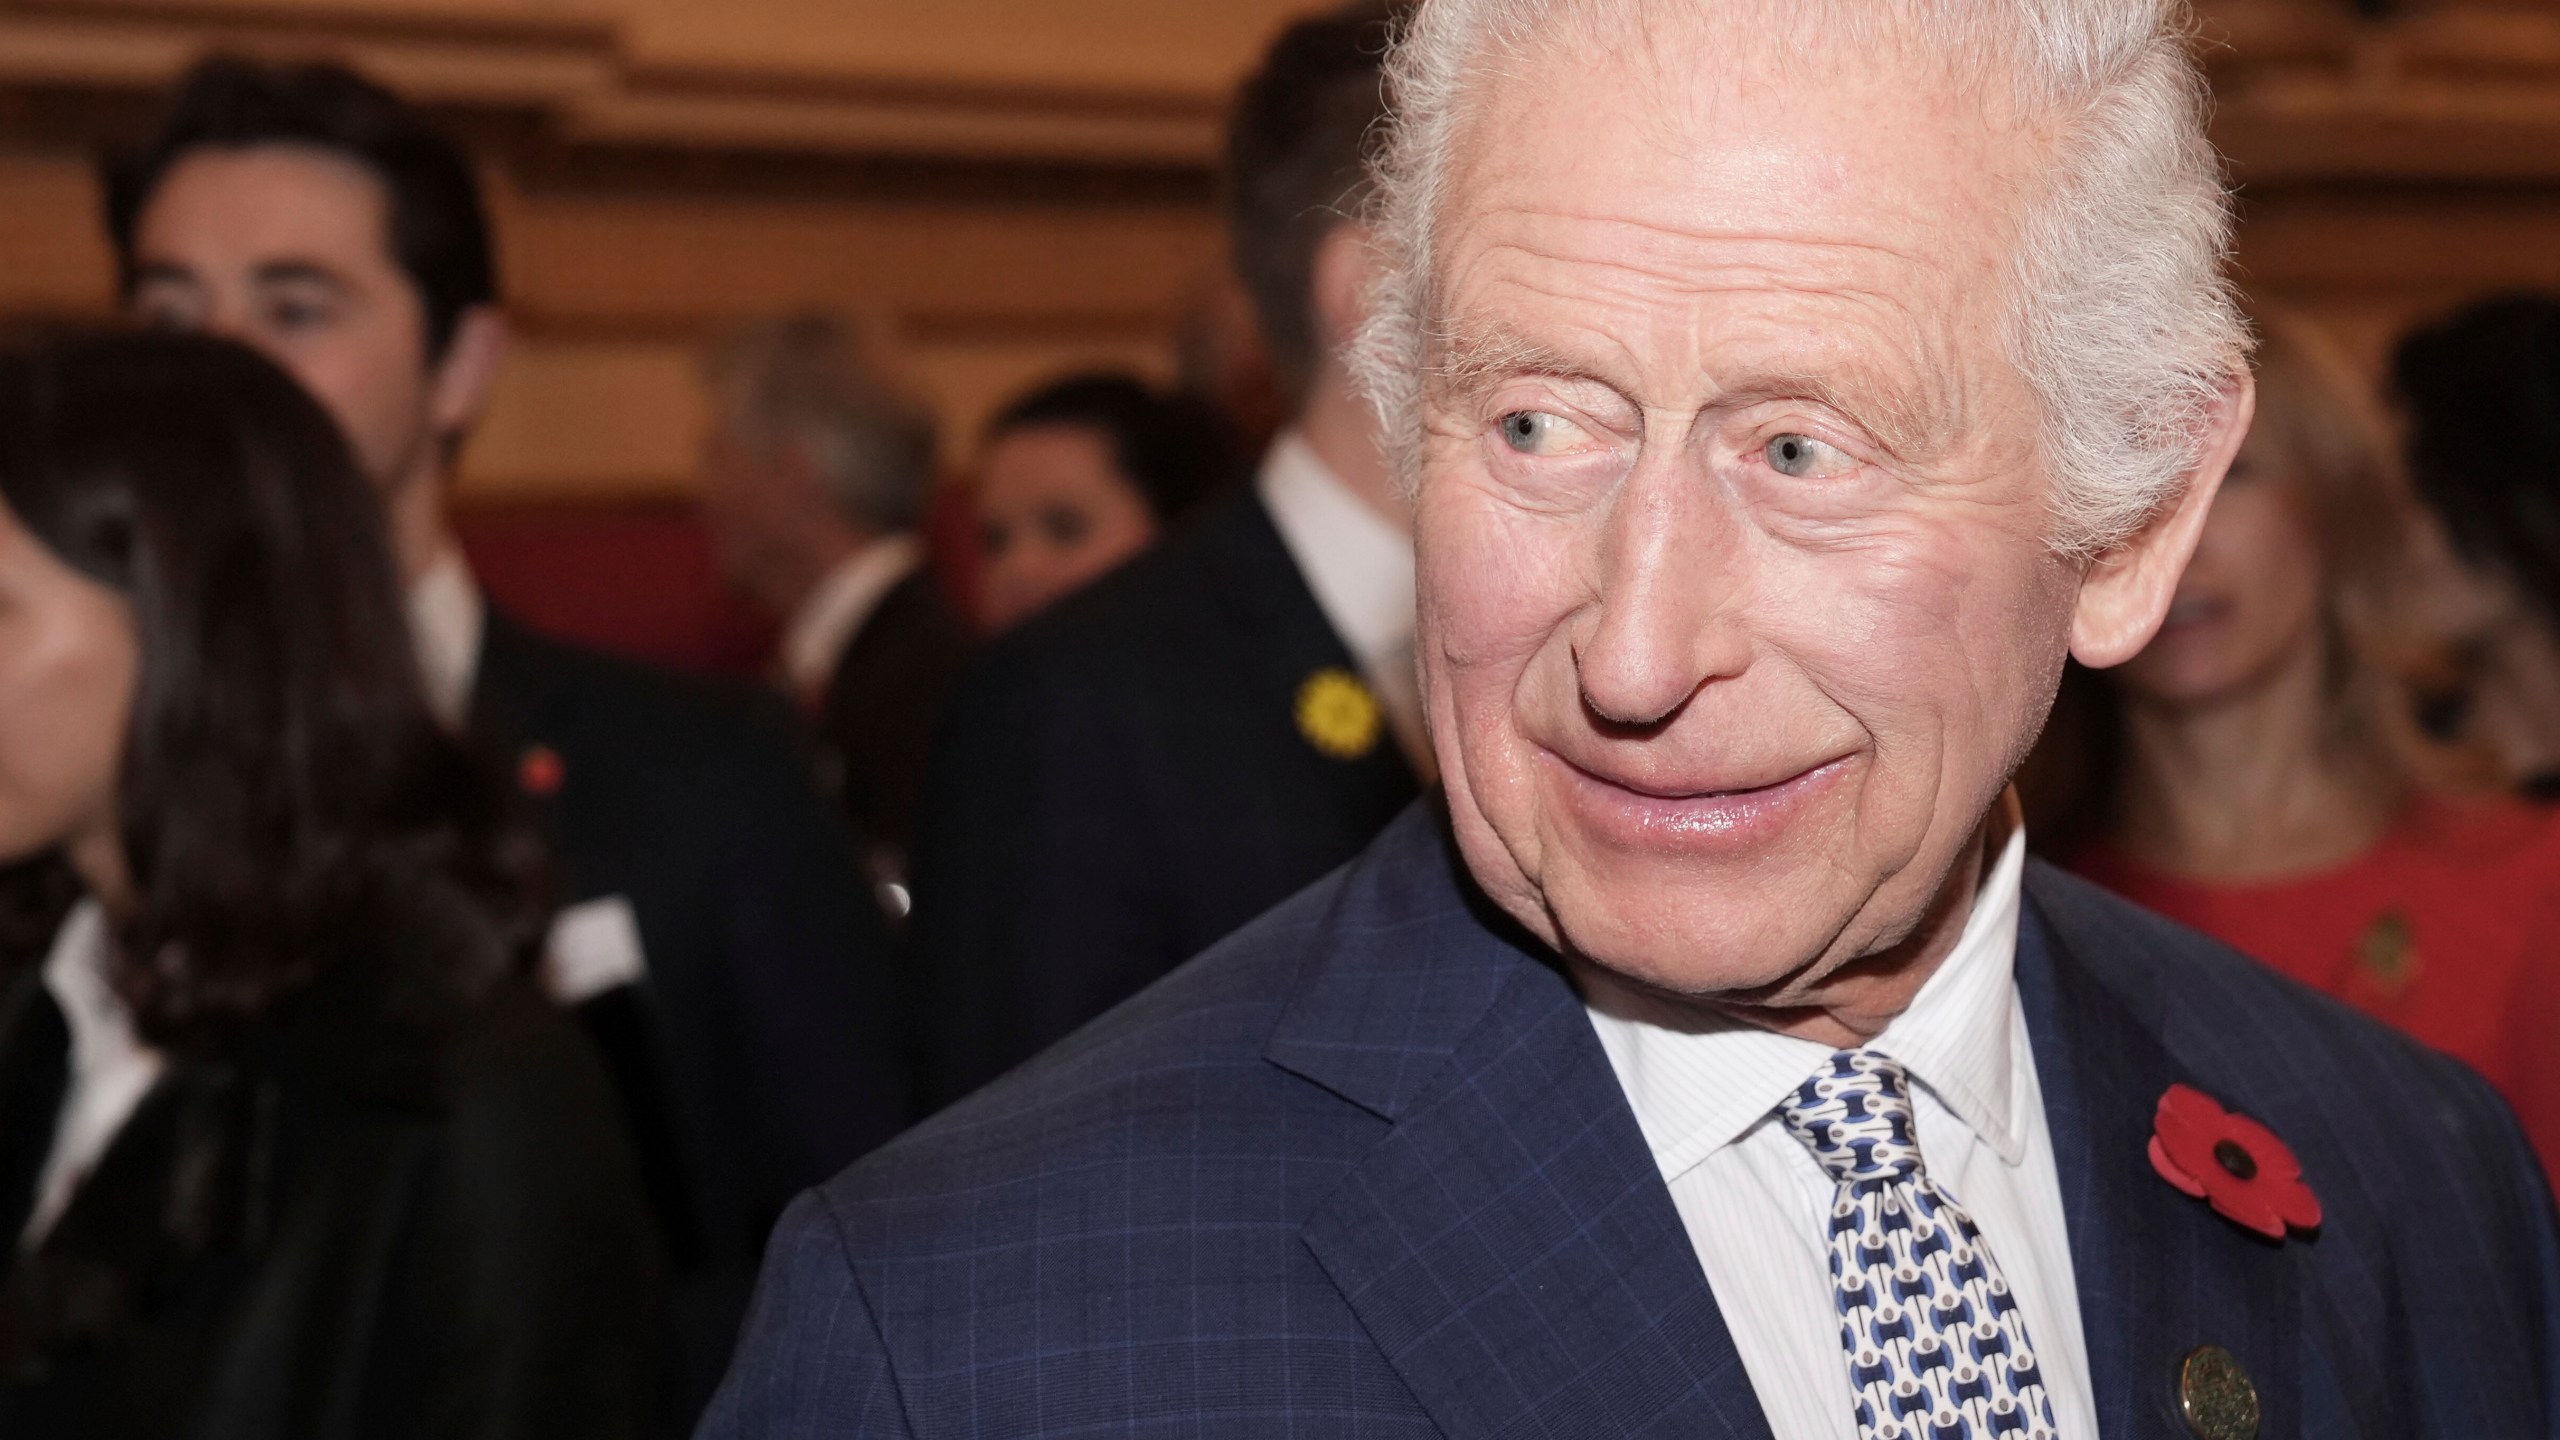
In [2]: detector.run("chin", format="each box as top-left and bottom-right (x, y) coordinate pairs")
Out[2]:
(1533, 843), (1873, 1000)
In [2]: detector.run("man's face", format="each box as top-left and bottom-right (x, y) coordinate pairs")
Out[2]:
(1418, 23), (2085, 1004)
(126, 145), (446, 505)
(697, 423), (848, 614)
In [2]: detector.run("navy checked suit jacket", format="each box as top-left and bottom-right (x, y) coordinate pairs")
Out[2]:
(704, 803), (2560, 1437)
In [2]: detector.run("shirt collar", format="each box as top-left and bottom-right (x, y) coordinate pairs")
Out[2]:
(1585, 819), (2032, 1180)
(407, 546), (486, 730)
(1254, 430), (1414, 670)
(780, 533), (924, 698)
(40, 899), (146, 1073)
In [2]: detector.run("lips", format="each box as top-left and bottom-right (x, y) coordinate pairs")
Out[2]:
(1543, 750), (1853, 854)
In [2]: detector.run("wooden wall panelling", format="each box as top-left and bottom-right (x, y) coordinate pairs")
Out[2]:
(487, 176), (1221, 331)
(0, 0), (1316, 165)
(0, 147), (114, 315)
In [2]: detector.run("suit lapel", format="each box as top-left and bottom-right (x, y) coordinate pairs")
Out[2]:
(1202, 493), (1422, 799)
(1274, 810), (1771, 1440)
(2019, 872), (2303, 1437)
(464, 607), (537, 758)
(466, 610), (582, 892)
(1277, 826), (2315, 1439)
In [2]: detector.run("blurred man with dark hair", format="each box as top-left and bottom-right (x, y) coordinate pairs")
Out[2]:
(908, 2), (1420, 1108)
(104, 56), (910, 1429)
(700, 315), (971, 901)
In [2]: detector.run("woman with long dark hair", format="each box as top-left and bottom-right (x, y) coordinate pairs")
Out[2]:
(0, 332), (657, 1436)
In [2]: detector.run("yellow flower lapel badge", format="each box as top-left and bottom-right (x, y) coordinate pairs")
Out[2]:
(1295, 667), (1382, 761)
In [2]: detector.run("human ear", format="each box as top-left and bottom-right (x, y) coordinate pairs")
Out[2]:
(2070, 371), (2256, 668)
(1309, 222), (1376, 355)
(427, 305), (508, 439)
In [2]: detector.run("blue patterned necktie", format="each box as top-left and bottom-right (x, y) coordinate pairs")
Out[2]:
(1778, 1050), (2061, 1440)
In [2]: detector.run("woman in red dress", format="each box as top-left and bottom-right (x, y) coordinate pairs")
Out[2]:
(2039, 306), (2560, 1172)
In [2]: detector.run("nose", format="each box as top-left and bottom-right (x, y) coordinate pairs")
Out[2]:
(1574, 454), (1752, 729)
(182, 301), (255, 351)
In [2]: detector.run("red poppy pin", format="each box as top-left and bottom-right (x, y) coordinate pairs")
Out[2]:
(2149, 1083), (2321, 1240)
(517, 743), (567, 798)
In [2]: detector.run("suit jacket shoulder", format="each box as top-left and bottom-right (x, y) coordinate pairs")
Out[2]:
(907, 496), (1419, 1106)
(2019, 861), (2560, 1437)
(0, 969), (662, 1440)
(2026, 858), (2536, 1191)
(717, 811), (2560, 1439)
(475, 610), (816, 785)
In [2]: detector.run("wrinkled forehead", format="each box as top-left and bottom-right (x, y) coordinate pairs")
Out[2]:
(1427, 5), (2045, 364)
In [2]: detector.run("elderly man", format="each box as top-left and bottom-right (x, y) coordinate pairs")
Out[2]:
(705, 2), (2560, 1436)
(700, 314), (971, 896)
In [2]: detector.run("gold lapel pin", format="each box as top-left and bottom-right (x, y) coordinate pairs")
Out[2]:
(2178, 1345), (2260, 1440)
(2353, 909), (2421, 999)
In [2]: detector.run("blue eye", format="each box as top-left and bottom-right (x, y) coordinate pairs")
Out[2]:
(1766, 434), (1851, 478)
(1499, 411), (1592, 456)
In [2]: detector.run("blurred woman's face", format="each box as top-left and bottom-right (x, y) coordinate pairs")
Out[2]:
(2115, 433), (2325, 708)
(975, 424), (1159, 632)
(0, 501), (136, 874)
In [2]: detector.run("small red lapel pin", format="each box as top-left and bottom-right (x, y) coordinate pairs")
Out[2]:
(2149, 1083), (2321, 1240)
(517, 743), (567, 798)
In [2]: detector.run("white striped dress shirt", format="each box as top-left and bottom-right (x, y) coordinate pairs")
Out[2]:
(1582, 826), (2099, 1440)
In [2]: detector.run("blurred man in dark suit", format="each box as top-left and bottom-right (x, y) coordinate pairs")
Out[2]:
(908, 1), (1420, 1109)
(103, 58), (910, 1429)
(700, 315), (972, 906)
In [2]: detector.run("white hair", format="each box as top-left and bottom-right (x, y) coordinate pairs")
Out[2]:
(1352, 0), (2249, 555)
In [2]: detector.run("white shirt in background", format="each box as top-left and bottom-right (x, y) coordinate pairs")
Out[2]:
(1583, 824), (2099, 1440)
(779, 533), (924, 702)
(1254, 431), (1429, 776)
(25, 901), (164, 1247)
(408, 545), (487, 730)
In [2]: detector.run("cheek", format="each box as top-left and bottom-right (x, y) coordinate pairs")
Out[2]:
(286, 339), (431, 482)
(1077, 498), (1158, 569)
(1764, 524), (2067, 778)
(0, 615), (135, 860)
(2259, 525), (2325, 633)
(1418, 478), (1587, 719)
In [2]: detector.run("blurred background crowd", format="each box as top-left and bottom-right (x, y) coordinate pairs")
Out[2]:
(2, 0), (2560, 1435)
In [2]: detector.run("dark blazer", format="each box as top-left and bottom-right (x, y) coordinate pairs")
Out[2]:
(816, 566), (973, 871)
(708, 802), (2560, 1438)
(0, 963), (660, 1440)
(906, 492), (1419, 1107)
(471, 612), (909, 1420)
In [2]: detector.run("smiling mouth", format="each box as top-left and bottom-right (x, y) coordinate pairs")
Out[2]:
(1571, 759), (1840, 801)
(1546, 752), (1853, 850)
